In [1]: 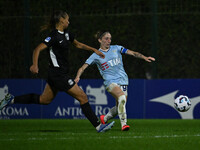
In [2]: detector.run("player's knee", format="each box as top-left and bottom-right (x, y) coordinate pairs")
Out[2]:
(81, 93), (88, 104)
(39, 96), (53, 105)
(77, 93), (88, 105)
(118, 95), (126, 103)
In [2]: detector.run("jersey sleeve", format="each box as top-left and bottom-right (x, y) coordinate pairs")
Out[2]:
(85, 53), (97, 65)
(68, 32), (75, 43)
(117, 45), (128, 54)
(43, 32), (56, 47)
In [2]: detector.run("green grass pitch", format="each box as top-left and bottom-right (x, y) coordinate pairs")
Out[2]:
(0, 119), (200, 150)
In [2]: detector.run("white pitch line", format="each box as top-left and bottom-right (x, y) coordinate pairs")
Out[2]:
(109, 134), (200, 139)
(0, 134), (200, 141)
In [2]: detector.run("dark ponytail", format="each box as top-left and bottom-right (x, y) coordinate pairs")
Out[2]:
(41, 10), (68, 31)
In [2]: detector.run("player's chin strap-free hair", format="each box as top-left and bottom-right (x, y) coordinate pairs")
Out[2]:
(96, 31), (110, 39)
(41, 10), (68, 31)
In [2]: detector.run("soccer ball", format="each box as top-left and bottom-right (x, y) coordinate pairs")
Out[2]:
(174, 95), (191, 112)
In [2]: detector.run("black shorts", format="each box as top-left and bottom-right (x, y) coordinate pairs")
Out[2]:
(47, 68), (76, 92)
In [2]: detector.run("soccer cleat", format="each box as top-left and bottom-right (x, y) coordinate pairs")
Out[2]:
(122, 125), (130, 131)
(100, 115), (107, 124)
(97, 121), (115, 133)
(0, 93), (14, 110)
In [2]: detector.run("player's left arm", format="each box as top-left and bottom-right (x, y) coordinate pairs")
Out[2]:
(73, 39), (105, 59)
(126, 49), (155, 62)
(75, 63), (89, 83)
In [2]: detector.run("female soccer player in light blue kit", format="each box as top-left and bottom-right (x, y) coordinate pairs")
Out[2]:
(75, 31), (155, 131)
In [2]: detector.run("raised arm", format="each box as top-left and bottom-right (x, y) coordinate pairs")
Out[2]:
(73, 39), (105, 59)
(126, 49), (155, 62)
(74, 63), (89, 83)
(30, 43), (47, 74)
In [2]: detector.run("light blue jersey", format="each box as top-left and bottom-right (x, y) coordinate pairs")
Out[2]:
(85, 45), (129, 87)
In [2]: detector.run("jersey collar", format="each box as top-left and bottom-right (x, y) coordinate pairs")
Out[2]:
(57, 30), (64, 34)
(99, 47), (110, 52)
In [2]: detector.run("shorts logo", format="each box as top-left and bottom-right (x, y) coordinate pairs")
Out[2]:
(68, 79), (74, 85)
(45, 37), (51, 42)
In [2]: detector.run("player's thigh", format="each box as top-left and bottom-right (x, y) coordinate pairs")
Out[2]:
(119, 85), (128, 98)
(107, 84), (128, 107)
(40, 83), (58, 104)
(66, 83), (88, 104)
(109, 85), (125, 100)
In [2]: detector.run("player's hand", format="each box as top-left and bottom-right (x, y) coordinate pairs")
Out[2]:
(144, 57), (156, 62)
(74, 77), (80, 83)
(95, 50), (105, 59)
(30, 65), (39, 74)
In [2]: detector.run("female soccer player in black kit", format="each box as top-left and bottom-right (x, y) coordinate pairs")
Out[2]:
(0, 10), (114, 132)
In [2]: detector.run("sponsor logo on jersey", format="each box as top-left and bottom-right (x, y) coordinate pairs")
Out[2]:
(45, 37), (51, 42)
(101, 58), (121, 70)
(108, 58), (121, 66)
(101, 62), (109, 70)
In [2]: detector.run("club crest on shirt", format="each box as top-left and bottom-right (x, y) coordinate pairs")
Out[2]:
(65, 33), (69, 40)
(112, 50), (117, 53)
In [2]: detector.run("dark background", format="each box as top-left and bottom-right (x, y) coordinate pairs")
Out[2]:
(0, 0), (199, 79)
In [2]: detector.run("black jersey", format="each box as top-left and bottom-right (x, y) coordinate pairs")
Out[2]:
(43, 29), (75, 72)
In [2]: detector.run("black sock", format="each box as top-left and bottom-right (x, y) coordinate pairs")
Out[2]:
(14, 94), (40, 104)
(81, 102), (100, 128)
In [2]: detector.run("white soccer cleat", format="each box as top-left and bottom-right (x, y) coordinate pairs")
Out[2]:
(97, 121), (115, 133)
(0, 93), (14, 110)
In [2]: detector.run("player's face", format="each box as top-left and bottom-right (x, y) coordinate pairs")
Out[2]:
(61, 15), (70, 29)
(99, 33), (112, 49)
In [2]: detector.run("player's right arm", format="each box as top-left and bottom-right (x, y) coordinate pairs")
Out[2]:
(126, 49), (155, 62)
(74, 63), (89, 83)
(30, 43), (47, 74)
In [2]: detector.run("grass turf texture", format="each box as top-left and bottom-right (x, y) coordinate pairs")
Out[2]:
(0, 119), (200, 150)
